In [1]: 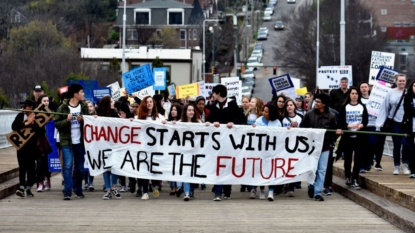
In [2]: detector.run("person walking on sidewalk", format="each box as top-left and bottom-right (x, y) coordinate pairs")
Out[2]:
(55, 84), (89, 200)
(300, 93), (341, 201)
(402, 80), (415, 178)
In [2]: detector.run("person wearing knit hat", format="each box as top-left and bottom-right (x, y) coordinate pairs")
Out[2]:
(195, 96), (209, 124)
(295, 95), (306, 116)
(300, 93), (342, 202)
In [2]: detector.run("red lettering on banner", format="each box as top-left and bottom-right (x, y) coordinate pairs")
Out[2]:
(119, 126), (130, 144)
(232, 157), (245, 178)
(98, 127), (107, 141)
(260, 158), (274, 179)
(216, 156), (232, 176)
(247, 158), (260, 178)
(131, 127), (141, 144)
(274, 158), (286, 178)
(285, 158), (299, 178)
(83, 124), (141, 144)
(107, 126), (118, 142)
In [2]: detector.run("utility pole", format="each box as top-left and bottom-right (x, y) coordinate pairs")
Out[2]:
(316, 0), (320, 82)
(340, 0), (346, 65)
(121, 0), (127, 87)
(234, 14), (239, 77)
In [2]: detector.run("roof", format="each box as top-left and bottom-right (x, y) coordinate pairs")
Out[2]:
(124, 0), (193, 9)
(81, 47), (192, 60)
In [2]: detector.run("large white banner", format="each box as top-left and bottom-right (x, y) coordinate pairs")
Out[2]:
(366, 82), (392, 117)
(317, 66), (353, 89)
(83, 116), (326, 185)
(369, 51), (395, 85)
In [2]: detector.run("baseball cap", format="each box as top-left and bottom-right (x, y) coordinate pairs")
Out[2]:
(34, 85), (43, 92)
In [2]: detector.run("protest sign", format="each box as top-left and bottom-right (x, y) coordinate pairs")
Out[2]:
(296, 87), (308, 95)
(202, 83), (219, 100)
(46, 120), (61, 172)
(317, 66), (353, 89)
(122, 64), (154, 93)
(167, 83), (176, 96)
(176, 83), (200, 99)
(93, 88), (112, 104)
(268, 74), (296, 100)
(132, 86), (155, 100)
(366, 82), (392, 117)
(369, 51), (395, 85)
(58, 86), (68, 95)
(107, 82), (121, 101)
(83, 116), (326, 185)
(153, 67), (166, 91)
(6, 104), (53, 150)
(376, 66), (399, 85)
(67, 80), (98, 102)
(221, 77), (242, 105)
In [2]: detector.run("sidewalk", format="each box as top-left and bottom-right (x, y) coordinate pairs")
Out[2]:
(0, 147), (404, 232)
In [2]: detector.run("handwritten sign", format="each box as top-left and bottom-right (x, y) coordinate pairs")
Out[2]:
(153, 67), (166, 91)
(366, 82), (392, 117)
(221, 77), (242, 105)
(317, 66), (353, 89)
(107, 82), (121, 101)
(132, 86), (156, 100)
(369, 51), (395, 85)
(376, 66), (399, 85)
(67, 80), (98, 103)
(201, 83), (219, 100)
(122, 64), (154, 93)
(176, 83), (200, 99)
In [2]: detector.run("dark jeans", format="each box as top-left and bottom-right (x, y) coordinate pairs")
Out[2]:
(17, 147), (36, 188)
(324, 147), (335, 188)
(343, 137), (362, 181)
(405, 136), (415, 174)
(367, 127), (386, 165)
(62, 143), (85, 197)
(119, 176), (126, 186)
(83, 171), (94, 185)
(36, 156), (51, 183)
(392, 122), (409, 166)
(214, 185), (232, 197)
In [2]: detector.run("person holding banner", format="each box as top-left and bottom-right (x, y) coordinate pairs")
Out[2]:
(376, 74), (409, 175)
(295, 96), (307, 116)
(339, 87), (368, 190)
(274, 94), (287, 119)
(166, 103), (183, 195)
(402, 80), (415, 178)
(133, 96), (166, 200)
(206, 84), (246, 201)
(195, 96), (210, 124)
(300, 93), (340, 202)
(12, 100), (38, 198)
(55, 84), (89, 200)
(83, 101), (96, 191)
(253, 104), (281, 201)
(241, 97), (250, 115)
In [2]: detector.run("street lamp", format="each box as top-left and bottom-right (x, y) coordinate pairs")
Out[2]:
(316, 0), (319, 84)
(209, 26), (214, 74)
(203, 19), (222, 81)
(121, 0), (127, 87)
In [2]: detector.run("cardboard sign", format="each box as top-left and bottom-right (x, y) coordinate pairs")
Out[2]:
(221, 77), (242, 105)
(153, 67), (166, 91)
(317, 66), (353, 89)
(369, 51), (395, 85)
(67, 80), (98, 103)
(375, 66), (399, 85)
(6, 104), (53, 150)
(176, 83), (201, 99)
(107, 82), (121, 101)
(122, 64), (154, 93)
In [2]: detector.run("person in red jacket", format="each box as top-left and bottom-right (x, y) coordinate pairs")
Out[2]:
(195, 96), (210, 123)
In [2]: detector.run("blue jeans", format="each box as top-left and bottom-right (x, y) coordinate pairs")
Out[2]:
(183, 183), (195, 195)
(367, 127), (386, 165)
(62, 144), (85, 197)
(103, 171), (118, 191)
(308, 150), (329, 197)
(392, 122), (409, 166)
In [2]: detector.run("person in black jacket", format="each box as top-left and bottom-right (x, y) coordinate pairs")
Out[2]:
(12, 100), (38, 198)
(402, 80), (415, 178)
(206, 84), (246, 201)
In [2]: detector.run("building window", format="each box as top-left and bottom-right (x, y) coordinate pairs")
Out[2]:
(399, 53), (408, 72)
(381, 9), (387, 15)
(193, 29), (197, 40)
(127, 30), (138, 40)
(403, 22), (411, 27)
(394, 22), (401, 27)
(180, 29), (186, 40)
(134, 9), (151, 25)
(101, 65), (109, 71)
(188, 29), (193, 40)
(381, 26), (387, 32)
(169, 12), (183, 25)
(13, 14), (20, 23)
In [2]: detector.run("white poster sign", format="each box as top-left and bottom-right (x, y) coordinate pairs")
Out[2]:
(317, 66), (353, 89)
(107, 82), (121, 101)
(202, 83), (219, 101)
(369, 51), (395, 85)
(221, 77), (242, 105)
(366, 82), (392, 117)
(132, 86), (155, 100)
(83, 116), (326, 185)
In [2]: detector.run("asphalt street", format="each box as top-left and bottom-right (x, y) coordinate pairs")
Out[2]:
(250, 0), (308, 103)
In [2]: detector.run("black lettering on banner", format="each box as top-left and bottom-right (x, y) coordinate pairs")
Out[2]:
(212, 132), (221, 150)
(194, 154), (207, 178)
(102, 149), (112, 169)
(229, 134), (245, 150)
(146, 127), (157, 146)
(195, 132), (209, 148)
(169, 152), (181, 175)
(182, 131), (195, 147)
(156, 128), (168, 145)
(245, 133), (255, 151)
(87, 150), (102, 169)
(180, 154), (194, 176)
(121, 150), (135, 170)
(265, 135), (277, 151)
(169, 130), (181, 146)
(150, 152), (163, 174)
(137, 151), (149, 171)
(256, 134), (267, 151)
(297, 136), (310, 153)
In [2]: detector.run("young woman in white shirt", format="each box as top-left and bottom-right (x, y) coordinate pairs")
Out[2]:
(246, 97), (264, 125)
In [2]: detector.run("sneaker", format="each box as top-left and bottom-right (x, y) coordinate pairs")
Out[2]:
(26, 189), (34, 197)
(135, 190), (142, 197)
(259, 190), (266, 199)
(16, 189), (25, 197)
(201, 184), (206, 190)
(307, 186), (314, 198)
(44, 179), (51, 191)
(393, 166), (400, 175)
(314, 195), (324, 201)
(374, 164), (383, 171)
(112, 189), (121, 199)
(176, 188), (183, 197)
(103, 191), (112, 200)
(63, 196), (71, 200)
(345, 178), (352, 186)
(141, 193), (149, 200)
(183, 194), (190, 201)
(409, 174), (415, 178)
(76, 192), (85, 198)
(402, 164), (410, 175)
(88, 184), (94, 192)
(267, 191), (274, 201)
(323, 188), (332, 196)
(223, 196), (231, 200)
(328, 186), (334, 193)
(83, 183), (89, 190)
(351, 180), (361, 190)
(152, 186), (159, 197)
(359, 169), (366, 173)
(120, 186), (126, 192)
(288, 191), (294, 197)
(213, 195), (221, 201)
(249, 189), (256, 199)
(37, 183), (44, 192)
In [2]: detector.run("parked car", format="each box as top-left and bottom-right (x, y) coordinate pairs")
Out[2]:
(263, 13), (271, 21)
(242, 68), (256, 79)
(251, 50), (263, 60)
(243, 77), (256, 88)
(259, 27), (269, 36)
(247, 56), (261, 70)
(257, 31), (267, 40)
(287, 0), (296, 3)
(264, 7), (273, 15)
(274, 21), (284, 30)
(270, 0), (278, 5)
(254, 43), (264, 52)
(241, 86), (252, 98)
